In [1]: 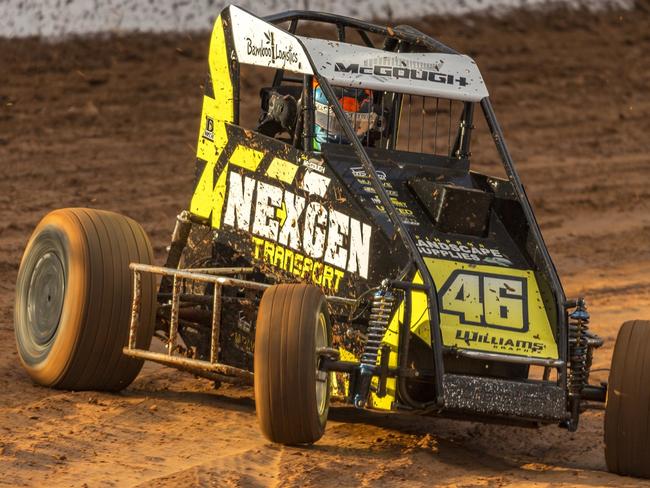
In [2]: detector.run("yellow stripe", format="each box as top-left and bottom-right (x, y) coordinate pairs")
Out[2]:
(208, 14), (234, 120)
(229, 144), (265, 171)
(209, 164), (230, 229)
(265, 157), (299, 184)
(190, 15), (234, 228)
(190, 107), (229, 226)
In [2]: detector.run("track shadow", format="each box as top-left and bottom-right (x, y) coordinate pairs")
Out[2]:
(1, 357), (631, 487)
(122, 384), (256, 413)
(326, 405), (621, 485)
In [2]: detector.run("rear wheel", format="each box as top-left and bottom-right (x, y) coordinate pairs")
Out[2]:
(604, 320), (650, 478)
(254, 284), (331, 445)
(14, 208), (156, 391)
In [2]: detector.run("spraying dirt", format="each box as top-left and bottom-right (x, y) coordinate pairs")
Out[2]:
(1, 4), (650, 486)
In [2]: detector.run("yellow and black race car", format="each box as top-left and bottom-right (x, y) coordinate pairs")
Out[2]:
(13, 5), (650, 478)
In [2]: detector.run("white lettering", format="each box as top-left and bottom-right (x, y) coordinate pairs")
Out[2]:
(224, 173), (372, 279)
(303, 202), (327, 259)
(278, 191), (305, 251)
(348, 219), (372, 279)
(252, 181), (282, 240)
(223, 172), (255, 231)
(299, 170), (331, 197)
(324, 210), (349, 269)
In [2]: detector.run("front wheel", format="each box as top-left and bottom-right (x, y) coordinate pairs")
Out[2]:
(254, 284), (331, 445)
(604, 320), (650, 478)
(14, 208), (156, 391)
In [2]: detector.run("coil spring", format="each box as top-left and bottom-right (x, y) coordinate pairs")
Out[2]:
(360, 289), (395, 366)
(568, 297), (591, 397)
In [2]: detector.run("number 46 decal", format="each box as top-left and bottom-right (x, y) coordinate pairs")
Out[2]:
(438, 270), (529, 332)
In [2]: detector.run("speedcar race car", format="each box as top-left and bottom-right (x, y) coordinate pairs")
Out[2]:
(14, 5), (650, 478)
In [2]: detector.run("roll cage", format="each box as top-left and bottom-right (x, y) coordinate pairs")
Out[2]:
(203, 5), (569, 413)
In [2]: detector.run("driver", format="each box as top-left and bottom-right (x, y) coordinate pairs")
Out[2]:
(313, 81), (380, 150)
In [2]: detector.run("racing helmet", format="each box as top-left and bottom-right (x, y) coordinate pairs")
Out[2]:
(313, 81), (379, 150)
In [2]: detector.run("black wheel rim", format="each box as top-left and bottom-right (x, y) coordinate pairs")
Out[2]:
(26, 251), (65, 349)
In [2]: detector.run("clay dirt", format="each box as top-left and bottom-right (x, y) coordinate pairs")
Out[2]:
(1, 4), (650, 487)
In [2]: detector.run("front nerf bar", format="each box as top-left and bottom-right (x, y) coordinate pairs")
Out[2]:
(123, 263), (355, 385)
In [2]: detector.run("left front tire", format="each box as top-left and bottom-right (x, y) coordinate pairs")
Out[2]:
(14, 208), (156, 391)
(254, 284), (331, 445)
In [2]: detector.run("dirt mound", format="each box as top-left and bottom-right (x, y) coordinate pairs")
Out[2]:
(1, 4), (650, 486)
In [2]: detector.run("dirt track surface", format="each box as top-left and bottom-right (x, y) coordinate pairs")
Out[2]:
(2, 5), (650, 487)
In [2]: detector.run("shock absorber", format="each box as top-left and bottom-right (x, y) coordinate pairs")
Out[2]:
(354, 285), (395, 408)
(564, 297), (593, 431)
(361, 288), (395, 366)
(568, 297), (590, 398)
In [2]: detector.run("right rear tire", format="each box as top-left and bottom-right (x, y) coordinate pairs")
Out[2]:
(604, 320), (650, 478)
(14, 208), (156, 391)
(254, 284), (331, 445)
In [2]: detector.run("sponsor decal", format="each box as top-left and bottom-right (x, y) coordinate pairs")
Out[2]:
(362, 186), (398, 197)
(222, 171), (372, 290)
(303, 157), (325, 174)
(252, 237), (346, 291)
(350, 166), (387, 180)
(426, 258), (559, 359)
(417, 238), (512, 266)
(334, 62), (468, 88)
(203, 115), (214, 141)
(455, 329), (545, 354)
(246, 31), (299, 65)
(368, 195), (419, 225)
(350, 166), (420, 226)
(230, 6), (312, 74)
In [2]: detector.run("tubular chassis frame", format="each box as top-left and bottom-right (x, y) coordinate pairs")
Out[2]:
(124, 9), (607, 427)
(264, 11), (570, 413)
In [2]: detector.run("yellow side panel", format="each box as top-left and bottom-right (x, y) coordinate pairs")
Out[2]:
(331, 348), (356, 399)
(330, 347), (397, 411)
(196, 96), (229, 163)
(366, 258), (558, 411)
(208, 14), (234, 121)
(208, 165), (230, 229)
(190, 14), (234, 225)
(366, 275), (427, 411)
(380, 273), (430, 349)
(229, 145), (265, 171)
(265, 157), (299, 184)
(367, 349), (397, 410)
(191, 97), (229, 223)
(426, 258), (559, 359)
